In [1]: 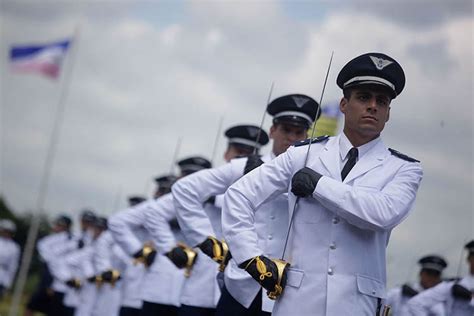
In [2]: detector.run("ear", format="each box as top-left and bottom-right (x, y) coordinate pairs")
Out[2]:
(269, 124), (276, 139)
(223, 148), (231, 162)
(339, 97), (347, 114)
(386, 106), (391, 122)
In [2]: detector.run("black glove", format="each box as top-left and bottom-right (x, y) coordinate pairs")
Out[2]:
(401, 284), (419, 297)
(101, 270), (121, 286)
(244, 154), (264, 175)
(239, 255), (290, 300)
(451, 283), (472, 301)
(66, 278), (82, 289)
(291, 167), (322, 197)
(133, 245), (157, 267)
(166, 243), (198, 276)
(198, 236), (232, 271)
(77, 239), (85, 249)
(166, 247), (189, 269)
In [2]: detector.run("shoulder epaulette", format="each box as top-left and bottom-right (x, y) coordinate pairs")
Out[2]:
(401, 284), (419, 297)
(389, 148), (420, 163)
(444, 277), (461, 282)
(293, 135), (329, 147)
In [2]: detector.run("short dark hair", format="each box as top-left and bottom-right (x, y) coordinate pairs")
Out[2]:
(343, 88), (353, 100)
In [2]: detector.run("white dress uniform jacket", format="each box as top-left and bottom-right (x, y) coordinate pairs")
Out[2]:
(173, 152), (288, 312)
(59, 244), (96, 313)
(148, 191), (221, 308)
(114, 241), (146, 309)
(91, 231), (122, 316)
(386, 282), (445, 315)
(223, 134), (423, 316)
(405, 277), (474, 316)
(62, 244), (97, 316)
(37, 231), (78, 293)
(0, 236), (20, 290)
(386, 282), (423, 315)
(108, 195), (185, 307)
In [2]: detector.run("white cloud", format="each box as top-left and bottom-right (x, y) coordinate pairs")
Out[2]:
(160, 23), (182, 47)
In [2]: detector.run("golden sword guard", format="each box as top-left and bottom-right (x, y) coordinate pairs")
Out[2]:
(95, 275), (103, 289)
(133, 244), (155, 266)
(382, 305), (391, 316)
(110, 269), (121, 288)
(178, 242), (197, 277)
(267, 259), (290, 300)
(209, 236), (223, 262)
(74, 278), (82, 289)
(218, 240), (230, 272)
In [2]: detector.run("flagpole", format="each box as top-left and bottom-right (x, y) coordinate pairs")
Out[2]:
(0, 20), (3, 198)
(9, 27), (81, 316)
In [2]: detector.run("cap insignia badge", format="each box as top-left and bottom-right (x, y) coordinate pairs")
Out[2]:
(292, 96), (309, 108)
(247, 127), (258, 138)
(370, 56), (393, 70)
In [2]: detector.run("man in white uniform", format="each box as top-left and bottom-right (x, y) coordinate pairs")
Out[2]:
(405, 240), (474, 315)
(89, 217), (123, 316)
(26, 215), (78, 316)
(0, 219), (20, 301)
(78, 210), (96, 248)
(171, 124), (269, 316)
(173, 97), (319, 316)
(115, 196), (148, 316)
(37, 215), (78, 316)
(386, 255), (447, 315)
(108, 157), (211, 316)
(222, 52), (423, 316)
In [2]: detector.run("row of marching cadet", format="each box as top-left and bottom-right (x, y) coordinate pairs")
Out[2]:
(1, 52), (473, 316)
(1, 193), (473, 316)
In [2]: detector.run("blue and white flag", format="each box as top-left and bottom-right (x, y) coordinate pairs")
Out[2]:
(10, 39), (71, 79)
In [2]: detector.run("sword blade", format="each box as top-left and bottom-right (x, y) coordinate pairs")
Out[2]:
(253, 81), (275, 154)
(281, 51), (334, 260)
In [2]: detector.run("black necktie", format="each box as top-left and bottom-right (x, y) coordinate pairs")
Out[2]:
(341, 147), (358, 181)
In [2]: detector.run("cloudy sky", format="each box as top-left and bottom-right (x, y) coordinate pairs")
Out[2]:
(0, 0), (472, 287)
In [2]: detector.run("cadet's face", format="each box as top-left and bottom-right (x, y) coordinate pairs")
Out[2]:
(468, 254), (474, 273)
(92, 227), (103, 239)
(270, 123), (307, 156)
(419, 271), (441, 289)
(340, 86), (391, 146)
(81, 220), (91, 231)
(52, 223), (66, 233)
(223, 145), (253, 162)
(154, 187), (171, 199)
(0, 230), (11, 238)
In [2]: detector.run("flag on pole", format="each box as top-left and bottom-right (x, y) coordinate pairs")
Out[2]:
(10, 39), (71, 79)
